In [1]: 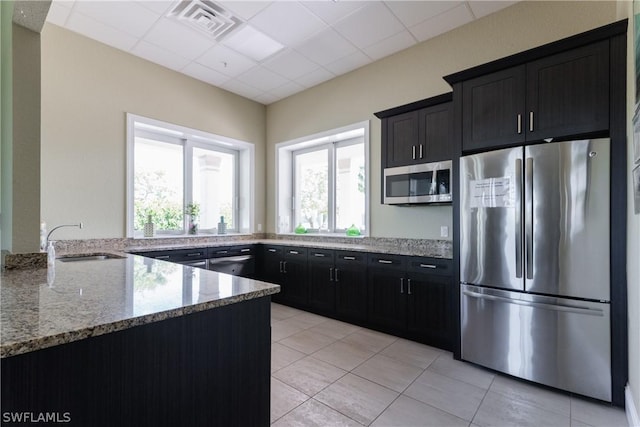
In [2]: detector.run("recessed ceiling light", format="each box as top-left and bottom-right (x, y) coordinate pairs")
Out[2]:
(222, 25), (284, 62)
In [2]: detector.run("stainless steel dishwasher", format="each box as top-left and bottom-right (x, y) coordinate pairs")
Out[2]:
(207, 246), (255, 278)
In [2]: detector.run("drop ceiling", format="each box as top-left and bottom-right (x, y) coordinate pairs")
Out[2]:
(45, 0), (517, 105)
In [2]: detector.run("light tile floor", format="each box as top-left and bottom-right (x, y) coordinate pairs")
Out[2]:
(270, 303), (629, 427)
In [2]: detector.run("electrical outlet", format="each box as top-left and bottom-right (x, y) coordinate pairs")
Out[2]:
(257, 223), (262, 232)
(440, 226), (449, 238)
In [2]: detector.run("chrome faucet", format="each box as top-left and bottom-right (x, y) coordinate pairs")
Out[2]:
(46, 222), (83, 248)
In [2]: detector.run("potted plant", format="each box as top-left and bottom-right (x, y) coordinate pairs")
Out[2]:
(185, 203), (200, 235)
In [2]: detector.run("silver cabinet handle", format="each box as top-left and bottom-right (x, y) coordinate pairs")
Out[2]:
(462, 290), (604, 316)
(329, 267), (333, 281)
(400, 278), (404, 294)
(517, 114), (522, 134)
(529, 111), (534, 132)
(515, 158), (523, 279)
(419, 264), (436, 269)
(335, 268), (339, 282)
(378, 259), (393, 264)
(279, 260), (283, 273)
(156, 255), (170, 260)
(187, 252), (203, 257)
(412, 145), (416, 160)
(343, 256), (355, 261)
(240, 248), (251, 253)
(289, 250), (299, 255)
(314, 253), (325, 257)
(419, 144), (423, 159)
(525, 157), (534, 280)
(268, 248), (277, 253)
(283, 261), (287, 274)
(216, 250), (228, 254)
(408, 278), (412, 295)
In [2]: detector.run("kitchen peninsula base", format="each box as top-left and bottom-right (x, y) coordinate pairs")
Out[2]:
(1, 296), (271, 427)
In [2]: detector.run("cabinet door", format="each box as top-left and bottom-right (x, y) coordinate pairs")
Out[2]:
(261, 247), (284, 302)
(526, 40), (609, 140)
(283, 248), (308, 306)
(462, 65), (526, 152)
(367, 267), (407, 331)
(385, 110), (420, 167)
(307, 250), (335, 313)
(334, 252), (367, 322)
(407, 273), (452, 350)
(419, 102), (453, 162)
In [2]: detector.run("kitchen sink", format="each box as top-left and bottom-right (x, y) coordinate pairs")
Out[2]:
(58, 253), (125, 262)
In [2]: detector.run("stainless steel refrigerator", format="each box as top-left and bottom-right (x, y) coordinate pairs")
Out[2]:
(459, 138), (611, 402)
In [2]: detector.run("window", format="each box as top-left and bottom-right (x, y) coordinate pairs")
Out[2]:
(126, 114), (254, 237)
(277, 121), (369, 235)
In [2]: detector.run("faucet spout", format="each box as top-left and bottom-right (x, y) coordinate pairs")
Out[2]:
(46, 222), (83, 247)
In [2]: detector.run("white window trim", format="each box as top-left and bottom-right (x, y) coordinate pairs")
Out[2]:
(275, 121), (370, 237)
(126, 113), (254, 238)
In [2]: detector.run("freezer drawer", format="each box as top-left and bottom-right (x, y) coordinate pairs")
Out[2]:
(460, 284), (611, 402)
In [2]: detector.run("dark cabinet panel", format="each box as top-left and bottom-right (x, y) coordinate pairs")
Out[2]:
(367, 267), (407, 331)
(385, 111), (420, 167)
(259, 246), (285, 302)
(308, 249), (336, 313)
(419, 102), (453, 162)
(407, 272), (452, 350)
(462, 66), (526, 151)
(282, 248), (308, 306)
(526, 40), (609, 140)
(461, 41), (609, 152)
(334, 252), (367, 322)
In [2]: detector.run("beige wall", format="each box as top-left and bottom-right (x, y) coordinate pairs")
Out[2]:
(620, 0), (640, 420)
(40, 23), (266, 239)
(266, 1), (619, 239)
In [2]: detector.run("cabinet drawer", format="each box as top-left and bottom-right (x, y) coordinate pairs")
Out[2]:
(283, 247), (307, 259)
(407, 257), (452, 276)
(335, 251), (366, 265)
(170, 249), (209, 262)
(368, 253), (406, 269)
(309, 248), (334, 262)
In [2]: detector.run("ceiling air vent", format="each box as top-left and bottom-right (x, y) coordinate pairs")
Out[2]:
(168, 0), (242, 41)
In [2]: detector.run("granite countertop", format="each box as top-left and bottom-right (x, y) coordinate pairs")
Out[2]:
(0, 254), (279, 358)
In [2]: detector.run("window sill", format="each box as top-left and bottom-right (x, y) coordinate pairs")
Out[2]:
(131, 233), (252, 240)
(277, 232), (367, 239)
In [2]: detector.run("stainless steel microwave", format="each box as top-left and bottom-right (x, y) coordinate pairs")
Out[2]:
(383, 160), (452, 205)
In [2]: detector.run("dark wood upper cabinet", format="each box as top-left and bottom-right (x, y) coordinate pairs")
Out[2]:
(460, 40), (609, 152)
(376, 93), (453, 169)
(526, 40), (609, 140)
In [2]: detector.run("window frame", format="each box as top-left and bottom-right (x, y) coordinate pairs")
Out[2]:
(276, 121), (370, 236)
(126, 113), (254, 238)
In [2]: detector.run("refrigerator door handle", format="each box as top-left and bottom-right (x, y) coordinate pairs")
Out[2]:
(515, 158), (523, 278)
(525, 157), (534, 279)
(462, 290), (604, 317)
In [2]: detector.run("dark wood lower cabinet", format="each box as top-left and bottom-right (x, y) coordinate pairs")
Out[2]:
(407, 273), (452, 350)
(334, 258), (368, 323)
(367, 267), (407, 332)
(1, 297), (271, 427)
(308, 249), (336, 314)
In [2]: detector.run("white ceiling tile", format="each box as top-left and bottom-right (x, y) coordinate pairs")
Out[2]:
(468, 1), (518, 19)
(324, 51), (371, 75)
(197, 44), (257, 77)
(135, 1), (175, 15)
(182, 62), (231, 86)
(385, 1), (463, 28)
(262, 49), (319, 80)
(131, 40), (191, 71)
(249, 2), (327, 46)
(144, 18), (215, 60)
(409, 3), (474, 42)
(218, 1), (271, 21)
(300, 1), (366, 25)
(66, 12), (139, 51)
(221, 79), (264, 100)
(73, 1), (161, 38)
(333, 2), (405, 49)
(269, 81), (305, 100)
(363, 30), (416, 61)
(236, 66), (290, 92)
(294, 67), (335, 88)
(222, 25), (284, 62)
(296, 28), (357, 66)
(46, 1), (72, 26)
